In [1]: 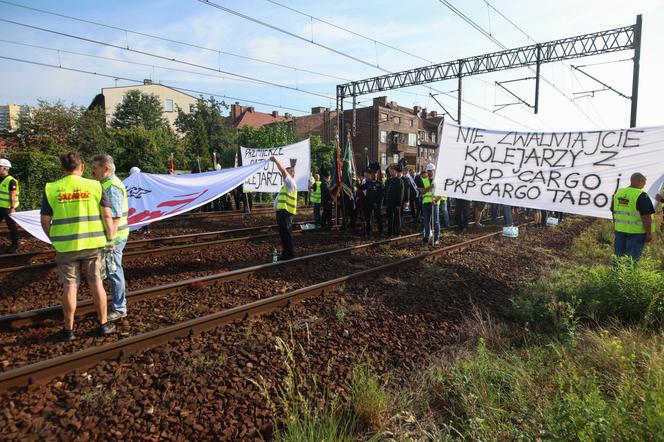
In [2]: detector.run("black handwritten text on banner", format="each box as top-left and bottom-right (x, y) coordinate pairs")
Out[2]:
(433, 122), (664, 219)
(240, 139), (311, 193)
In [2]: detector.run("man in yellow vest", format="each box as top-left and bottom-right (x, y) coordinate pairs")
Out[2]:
(0, 158), (19, 253)
(92, 154), (129, 322)
(418, 163), (440, 245)
(271, 155), (297, 260)
(40, 153), (116, 341)
(309, 173), (321, 226)
(611, 172), (656, 264)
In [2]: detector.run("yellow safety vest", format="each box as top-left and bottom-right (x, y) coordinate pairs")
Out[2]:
(0, 175), (19, 209)
(310, 181), (321, 204)
(276, 181), (297, 215)
(45, 175), (107, 253)
(101, 175), (129, 239)
(613, 187), (655, 234)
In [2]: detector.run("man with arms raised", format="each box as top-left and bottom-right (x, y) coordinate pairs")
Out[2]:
(272, 156), (297, 260)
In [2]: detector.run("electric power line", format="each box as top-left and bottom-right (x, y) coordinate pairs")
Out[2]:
(0, 55), (310, 114)
(0, 0), (352, 83)
(0, 39), (262, 86)
(196, 0), (537, 129)
(264, 0), (436, 65)
(438, 0), (601, 128)
(0, 18), (334, 100)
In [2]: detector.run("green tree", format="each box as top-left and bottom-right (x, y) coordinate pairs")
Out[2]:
(7, 148), (63, 210)
(14, 100), (83, 154)
(111, 125), (178, 174)
(237, 123), (298, 148)
(111, 90), (168, 130)
(310, 135), (334, 176)
(175, 97), (237, 170)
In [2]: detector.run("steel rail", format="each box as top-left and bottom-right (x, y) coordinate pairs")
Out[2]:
(0, 222), (327, 275)
(0, 232), (421, 330)
(0, 206), (312, 234)
(0, 224), (525, 391)
(0, 222), (310, 265)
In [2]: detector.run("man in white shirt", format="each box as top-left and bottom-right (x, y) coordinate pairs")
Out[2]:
(272, 156), (298, 260)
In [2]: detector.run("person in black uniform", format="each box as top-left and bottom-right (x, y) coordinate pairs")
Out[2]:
(385, 165), (404, 236)
(361, 168), (383, 237)
(320, 171), (333, 228)
(455, 198), (470, 232)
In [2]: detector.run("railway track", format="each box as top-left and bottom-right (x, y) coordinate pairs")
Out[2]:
(0, 205), (311, 234)
(0, 221), (317, 267)
(0, 222), (527, 391)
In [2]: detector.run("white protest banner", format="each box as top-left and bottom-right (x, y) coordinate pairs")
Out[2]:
(11, 161), (267, 244)
(433, 121), (664, 219)
(240, 139), (311, 192)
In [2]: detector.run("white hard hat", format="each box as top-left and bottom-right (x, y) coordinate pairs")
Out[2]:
(426, 163), (435, 171)
(0, 159), (12, 168)
(129, 166), (141, 175)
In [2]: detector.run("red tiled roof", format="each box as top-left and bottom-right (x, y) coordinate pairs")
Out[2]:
(234, 112), (284, 129)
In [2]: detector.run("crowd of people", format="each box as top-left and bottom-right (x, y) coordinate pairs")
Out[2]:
(0, 152), (661, 341)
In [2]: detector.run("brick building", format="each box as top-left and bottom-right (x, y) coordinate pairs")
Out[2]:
(226, 102), (293, 129)
(292, 96), (442, 172)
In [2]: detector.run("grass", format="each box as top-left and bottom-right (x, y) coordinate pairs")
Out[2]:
(421, 328), (664, 441)
(256, 217), (664, 440)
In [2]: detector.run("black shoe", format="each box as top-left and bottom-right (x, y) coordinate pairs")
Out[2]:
(98, 322), (116, 336)
(56, 329), (76, 342)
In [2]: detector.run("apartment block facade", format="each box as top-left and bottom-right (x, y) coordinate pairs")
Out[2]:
(293, 96), (442, 172)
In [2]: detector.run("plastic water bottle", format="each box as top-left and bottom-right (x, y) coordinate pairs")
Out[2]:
(105, 252), (117, 275)
(272, 248), (278, 263)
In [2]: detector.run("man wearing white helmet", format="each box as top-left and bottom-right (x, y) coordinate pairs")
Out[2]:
(0, 159), (19, 253)
(418, 163), (440, 245)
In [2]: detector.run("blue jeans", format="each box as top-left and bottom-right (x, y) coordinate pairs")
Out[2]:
(109, 238), (127, 313)
(614, 231), (645, 264)
(503, 205), (513, 226)
(422, 203), (440, 241)
(491, 204), (500, 221)
(439, 200), (450, 228)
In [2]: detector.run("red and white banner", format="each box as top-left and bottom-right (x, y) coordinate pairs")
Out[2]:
(11, 161), (267, 244)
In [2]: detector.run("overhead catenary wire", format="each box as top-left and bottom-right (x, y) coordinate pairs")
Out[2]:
(0, 2), (534, 129)
(0, 2), (444, 107)
(0, 0), (352, 83)
(264, 0), (436, 65)
(438, 0), (601, 128)
(0, 18), (334, 100)
(0, 39), (264, 86)
(196, 0), (537, 130)
(0, 55), (310, 114)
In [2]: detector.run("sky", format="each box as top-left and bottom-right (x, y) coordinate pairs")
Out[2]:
(0, 0), (662, 132)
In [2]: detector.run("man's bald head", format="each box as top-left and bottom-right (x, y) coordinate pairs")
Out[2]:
(630, 172), (646, 189)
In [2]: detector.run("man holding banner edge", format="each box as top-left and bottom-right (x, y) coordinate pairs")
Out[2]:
(611, 172), (656, 264)
(271, 155), (298, 261)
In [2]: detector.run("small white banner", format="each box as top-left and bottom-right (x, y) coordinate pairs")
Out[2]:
(240, 139), (311, 193)
(433, 122), (664, 219)
(11, 161), (267, 244)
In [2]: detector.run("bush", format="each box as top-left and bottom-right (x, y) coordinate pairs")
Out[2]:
(7, 148), (63, 210)
(427, 329), (664, 441)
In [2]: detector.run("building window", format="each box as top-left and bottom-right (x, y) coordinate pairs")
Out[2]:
(380, 130), (387, 143)
(189, 104), (195, 113)
(380, 152), (387, 165)
(409, 119), (414, 127)
(408, 133), (417, 147)
(380, 112), (388, 121)
(393, 154), (399, 164)
(393, 116), (400, 124)
(165, 99), (174, 112)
